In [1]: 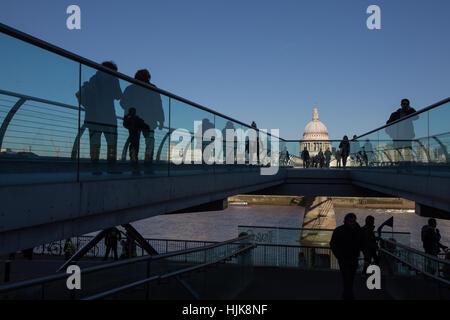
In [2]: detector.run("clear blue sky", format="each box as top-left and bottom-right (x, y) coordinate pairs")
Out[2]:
(1, 0), (449, 139)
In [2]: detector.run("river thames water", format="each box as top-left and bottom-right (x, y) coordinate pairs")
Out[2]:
(130, 204), (450, 250)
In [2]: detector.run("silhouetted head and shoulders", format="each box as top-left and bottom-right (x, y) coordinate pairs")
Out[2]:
(387, 99), (417, 124)
(120, 68), (164, 130)
(82, 61), (122, 126)
(339, 135), (350, 152)
(330, 213), (363, 261)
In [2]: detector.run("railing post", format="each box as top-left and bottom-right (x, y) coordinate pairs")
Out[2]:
(41, 283), (45, 300)
(145, 260), (151, 300)
(264, 245), (266, 265)
(3, 260), (11, 283)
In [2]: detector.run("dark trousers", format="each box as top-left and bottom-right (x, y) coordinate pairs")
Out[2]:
(104, 242), (118, 261)
(128, 133), (141, 172)
(142, 129), (155, 164)
(302, 160), (308, 168)
(342, 155), (348, 168)
(87, 123), (118, 166)
(338, 259), (358, 300)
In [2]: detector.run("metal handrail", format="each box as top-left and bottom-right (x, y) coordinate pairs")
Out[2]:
(380, 238), (450, 265)
(1, 22), (448, 144)
(355, 97), (450, 140)
(0, 234), (253, 293)
(82, 243), (256, 300)
(0, 23), (283, 141)
(0, 89), (81, 112)
(239, 225), (411, 235)
(379, 247), (450, 286)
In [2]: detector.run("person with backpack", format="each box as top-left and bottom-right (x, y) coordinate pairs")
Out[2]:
(123, 108), (150, 175)
(76, 61), (123, 175)
(104, 227), (121, 261)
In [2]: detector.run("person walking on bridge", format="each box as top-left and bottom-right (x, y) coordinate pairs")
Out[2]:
(317, 149), (324, 168)
(324, 148), (332, 168)
(330, 213), (363, 300)
(339, 136), (350, 168)
(301, 146), (310, 168)
(335, 148), (342, 168)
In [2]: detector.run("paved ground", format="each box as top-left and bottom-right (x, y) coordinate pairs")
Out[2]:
(236, 267), (392, 300)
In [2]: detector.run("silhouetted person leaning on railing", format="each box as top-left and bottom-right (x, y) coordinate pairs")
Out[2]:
(330, 213), (363, 300)
(76, 61), (123, 175)
(339, 135), (350, 168)
(386, 99), (418, 163)
(421, 218), (448, 257)
(123, 108), (150, 175)
(421, 218), (448, 275)
(120, 69), (165, 173)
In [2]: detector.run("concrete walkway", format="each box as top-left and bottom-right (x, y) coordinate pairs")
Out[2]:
(236, 267), (392, 300)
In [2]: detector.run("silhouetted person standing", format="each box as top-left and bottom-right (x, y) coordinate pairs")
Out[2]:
(386, 99), (418, 162)
(78, 61), (123, 175)
(330, 213), (363, 300)
(363, 139), (374, 165)
(317, 149), (324, 168)
(301, 147), (310, 168)
(421, 218), (448, 256)
(123, 107), (150, 175)
(120, 69), (165, 171)
(361, 216), (379, 274)
(324, 148), (332, 168)
(335, 148), (342, 168)
(222, 121), (236, 163)
(339, 136), (350, 168)
(104, 227), (120, 261)
(251, 121), (260, 164)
